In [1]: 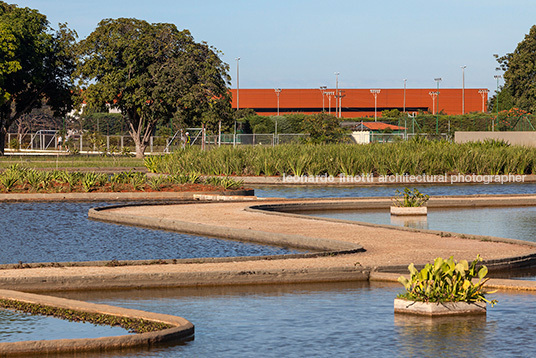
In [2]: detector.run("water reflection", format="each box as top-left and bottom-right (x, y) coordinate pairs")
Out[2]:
(0, 201), (298, 264)
(307, 207), (536, 244)
(390, 215), (429, 230)
(395, 314), (488, 357)
(0, 308), (131, 342)
(46, 282), (536, 358)
(252, 183), (536, 199)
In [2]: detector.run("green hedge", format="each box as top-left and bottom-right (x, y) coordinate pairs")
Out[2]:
(145, 139), (536, 177)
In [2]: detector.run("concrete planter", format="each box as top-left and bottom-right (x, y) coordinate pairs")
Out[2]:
(390, 206), (427, 216)
(394, 298), (486, 316)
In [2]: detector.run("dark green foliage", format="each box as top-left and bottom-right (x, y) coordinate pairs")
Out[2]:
(300, 113), (348, 143)
(397, 256), (497, 306)
(497, 25), (536, 113)
(76, 18), (232, 158)
(0, 2), (76, 154)
(392, 187), (429, 207)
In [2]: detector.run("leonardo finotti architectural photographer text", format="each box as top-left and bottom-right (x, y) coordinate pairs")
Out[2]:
(282, 173), (526, 184)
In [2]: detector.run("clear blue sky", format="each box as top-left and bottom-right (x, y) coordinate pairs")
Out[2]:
(25, 0), (536, 93)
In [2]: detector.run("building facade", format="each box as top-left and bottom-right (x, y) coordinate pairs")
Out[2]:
(231, 88), (488, 118)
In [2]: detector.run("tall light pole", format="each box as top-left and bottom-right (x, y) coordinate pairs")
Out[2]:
(325, 91), (334, 114)
(234, 57), (240, 146)
(334, 72), (340, 117)
(274, 88), (281, 116)
(403, 79), (407, 113)
(494, 75), (502, 131)
(370, 89), (381, 121)
(274, 88), (281, 142)
(429, 91), (438, 115)
(461, 65), (466, 114)
(319, 86), (327, 112)
(434, 77), (442, 134)
(478, 89), (488, 113)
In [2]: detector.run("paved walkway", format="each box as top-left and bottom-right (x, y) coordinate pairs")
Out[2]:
(1, 195), (536, 291)
(108, 198), (536, 268)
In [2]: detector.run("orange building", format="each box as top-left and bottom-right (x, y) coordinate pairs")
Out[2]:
(230, 88), (488, 118)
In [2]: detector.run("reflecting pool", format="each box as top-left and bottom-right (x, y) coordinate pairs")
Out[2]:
(252, 183), (536, 199)
(304, 206), (536, 243)
(0, 308), (131, 342)
(49, 281), (536, 358)
(0, 201), (298, 265)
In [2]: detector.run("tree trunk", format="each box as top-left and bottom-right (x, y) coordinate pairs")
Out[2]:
(0, 127), (5, 156)
(135, 140), (148, 158)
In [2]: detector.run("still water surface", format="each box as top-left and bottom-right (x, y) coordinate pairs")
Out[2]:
(306, 206), (536, 243)
(0, 201), (297, 264)
(5, 185), (536, 355)
(0, 308), (130, 342)
(49, 282), (536, 358)
(253, 182), (536, 198)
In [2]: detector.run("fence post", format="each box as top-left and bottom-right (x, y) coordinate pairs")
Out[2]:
(107, 135), (110, 152)
(80, 135), (83, 152)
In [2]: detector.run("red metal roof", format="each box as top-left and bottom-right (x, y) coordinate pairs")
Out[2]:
(230, 88), (488, 118)
(358, 122), (406, 131)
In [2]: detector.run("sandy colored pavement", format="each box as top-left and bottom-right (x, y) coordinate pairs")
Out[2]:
(1, 196), (535, 291)
(109, 199), (536, 268)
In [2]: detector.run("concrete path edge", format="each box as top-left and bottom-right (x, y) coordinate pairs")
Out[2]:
(0, 289), (194, 356)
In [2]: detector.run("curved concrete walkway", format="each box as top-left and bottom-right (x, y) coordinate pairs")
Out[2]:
(1, 195), (536, 291)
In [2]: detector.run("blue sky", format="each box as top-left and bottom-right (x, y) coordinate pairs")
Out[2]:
(25, 0), (536, 92)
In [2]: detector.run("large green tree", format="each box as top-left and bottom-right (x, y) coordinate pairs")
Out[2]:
(76, 18), (232, 158)
(497, 25), (536, 113)
(0, 2), (76, 154)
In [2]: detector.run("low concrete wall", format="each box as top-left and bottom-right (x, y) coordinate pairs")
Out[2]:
(0, 267), (370, 292)
(0, 289), (194, 356)
(455, 131), (536, 146)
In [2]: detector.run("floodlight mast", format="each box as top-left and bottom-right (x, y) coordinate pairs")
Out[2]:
(370, 89), (381, 122)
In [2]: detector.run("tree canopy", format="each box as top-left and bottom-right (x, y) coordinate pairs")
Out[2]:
(0, 1), (76, 154)
(497, 25), (536, 113)
(76, 18), (232, 158)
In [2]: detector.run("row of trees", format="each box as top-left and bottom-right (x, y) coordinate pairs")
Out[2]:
(0, 2), (232, 157)
(492, 25), (536, 114)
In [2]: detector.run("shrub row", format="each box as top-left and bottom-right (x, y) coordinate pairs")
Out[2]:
(0, 165), (244, 193)
(145, 139), (536, 177)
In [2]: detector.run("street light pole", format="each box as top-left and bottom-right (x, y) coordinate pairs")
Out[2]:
(234, 57), (240, 146)
(370, 89), (381, 122)
(403, 79), (407, 113)
(319, 86), (327, 112)
(274, 88), (281, 143)
(274, 88), (281, 116)
(478, 89), (488, 113)
(494, 75), (502, 131)
(325, 91), (334, 114)
(334, 72), (340, 117)
(434, 78), (442, 134)
(461, 66), (466, 115)
(429, 91), (438, 115)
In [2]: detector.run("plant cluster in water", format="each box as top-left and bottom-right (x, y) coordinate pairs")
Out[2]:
(397, 255), (497, 306)
(0, 164), (244, 193)
(392, 187), (430, 207)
